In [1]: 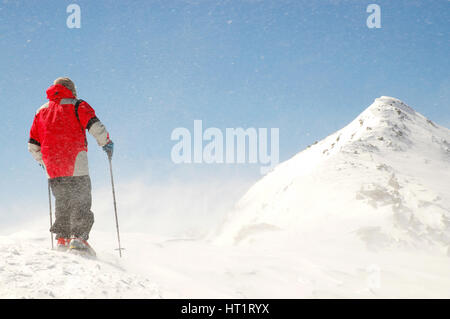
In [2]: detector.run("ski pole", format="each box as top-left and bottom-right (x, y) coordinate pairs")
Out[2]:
(48, 179), (54, 250)
(108, 156), (123, 257)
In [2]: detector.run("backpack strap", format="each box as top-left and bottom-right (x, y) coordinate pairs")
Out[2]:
(74, 99), (84, 125)
(74, 99), (88, 147)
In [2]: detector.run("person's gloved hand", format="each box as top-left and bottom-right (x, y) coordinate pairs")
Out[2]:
(103, 140), (114, 159)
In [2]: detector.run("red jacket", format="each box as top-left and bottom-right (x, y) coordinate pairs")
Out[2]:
(28, 84), (110, 178)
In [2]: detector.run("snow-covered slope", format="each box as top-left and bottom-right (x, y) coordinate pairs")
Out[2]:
(217, 97), (450, 251)
(0, 234), (160, 299)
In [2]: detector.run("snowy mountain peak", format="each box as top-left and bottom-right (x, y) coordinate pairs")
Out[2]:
(357, 96), (419, 132)
(371, 96), (416, 115)
(306, 96), (448, 161)
(217, 97), (450, 252)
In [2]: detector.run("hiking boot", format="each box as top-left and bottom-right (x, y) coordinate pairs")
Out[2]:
(69, 238), (96, 257)
(56, 237), (70, 251)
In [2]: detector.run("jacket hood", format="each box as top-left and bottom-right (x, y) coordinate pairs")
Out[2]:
(46, 84), (75, 102)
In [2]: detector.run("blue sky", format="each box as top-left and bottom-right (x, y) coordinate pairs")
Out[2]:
(0, 0), (449, 221)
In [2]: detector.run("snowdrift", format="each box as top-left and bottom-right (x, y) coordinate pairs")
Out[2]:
(217, 97), (450, 252)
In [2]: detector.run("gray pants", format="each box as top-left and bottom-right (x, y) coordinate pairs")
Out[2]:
(49, 175), (94, 240)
